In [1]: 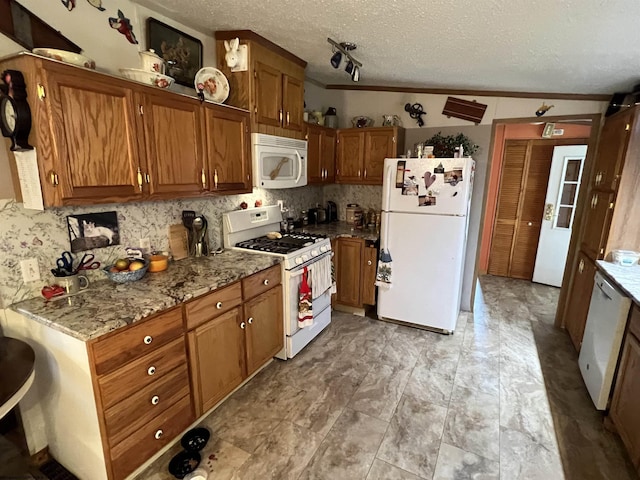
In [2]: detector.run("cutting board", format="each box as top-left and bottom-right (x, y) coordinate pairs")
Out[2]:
(168, 224), (189, 260)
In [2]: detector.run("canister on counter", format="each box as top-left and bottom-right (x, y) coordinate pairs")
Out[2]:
(346, 204), (362, 225)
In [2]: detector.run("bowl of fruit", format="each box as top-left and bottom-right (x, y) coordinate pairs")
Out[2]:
(103, 258), (149, 283)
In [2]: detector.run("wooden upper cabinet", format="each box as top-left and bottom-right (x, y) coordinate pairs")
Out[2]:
(306, 124), (337, 184)
(139, 93), (205, 196)
(337, 130), (364, 183)
(43, 66), (144, 204)
(564, 251), (596, 351)
(322, 128), (337, 183)
(591, 109), (634, 192)
(244, 285), (284, 375)
(204, 105), (251, 193)
(282, 75), (304, 131)
(580, 190), (615, 261)
(254, 61), (282, 128)
(363, 129), (397, 184)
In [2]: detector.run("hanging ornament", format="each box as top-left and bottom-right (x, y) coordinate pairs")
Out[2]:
(87, 0), (105, 11)
(535, 102), (555, 117)
(404, 102), (426, 127)
(108, 10), (138, 44)
(60, 0), (76, 10)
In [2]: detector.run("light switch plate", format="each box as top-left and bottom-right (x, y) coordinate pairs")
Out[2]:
(21, 258), (40, 283)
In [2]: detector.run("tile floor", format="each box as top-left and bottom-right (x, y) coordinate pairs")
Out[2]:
(137, 275), (637, 480)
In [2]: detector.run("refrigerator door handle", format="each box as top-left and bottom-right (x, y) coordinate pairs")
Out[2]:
(382, 163), (395, 212)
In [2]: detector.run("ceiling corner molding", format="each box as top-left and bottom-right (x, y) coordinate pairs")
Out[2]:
(324, 84), (611, 102)
(304, 77), (326, 88)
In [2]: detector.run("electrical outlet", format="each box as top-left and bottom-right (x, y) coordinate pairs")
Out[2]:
(277, 200), (284, 211)
(21, 258), (40, 283)
(140, 238), (151, 251)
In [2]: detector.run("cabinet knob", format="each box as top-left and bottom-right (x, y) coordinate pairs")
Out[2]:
(578, 259), (584, 274)
(143, 335), (153, 345)
(151, 395), (160, 405)
(527, 222), (533, 226)
(263, 279), (269, 286)
(216, 301), (223, 309)
(147, 366), (156, 376)
(154, 429), (163, 440)
(240, 322), (246, 329)
(248, 317), (254, 324)
(367, 260), (372, 265)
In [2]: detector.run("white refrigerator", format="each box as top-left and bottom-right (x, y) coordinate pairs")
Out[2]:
(377, 157), (475, 332)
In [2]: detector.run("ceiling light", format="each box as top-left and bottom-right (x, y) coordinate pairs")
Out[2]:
(327, 38), (362, 81)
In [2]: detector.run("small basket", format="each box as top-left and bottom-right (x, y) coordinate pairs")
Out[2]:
(103, 260), (149, 283)
(612, 250), (640, 267)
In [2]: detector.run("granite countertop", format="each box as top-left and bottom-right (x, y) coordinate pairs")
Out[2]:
(10, 250), (280, 342)
(299, 222), (379, 242)
(596, 260), (640, 305)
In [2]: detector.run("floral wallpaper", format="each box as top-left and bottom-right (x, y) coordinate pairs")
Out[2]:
(0, 186), (323, 308)
(323, 184), (383, 220)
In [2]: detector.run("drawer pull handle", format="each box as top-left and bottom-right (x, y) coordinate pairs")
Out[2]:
(248, 317), (254, 324)
(154, 429), (163, 440)
(216, 301), (223, 309)
(578, 259), (585, 274)
(147, 366), (156, 376)
(151, 395), (160, 405)
(143, 335), (153, 345)
(263, 279), (269, 286)
(240, 322), (246, 329)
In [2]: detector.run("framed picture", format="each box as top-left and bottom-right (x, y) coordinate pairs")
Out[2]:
(67, 211), (120, 253)
(147, 18), (203, 87)
(542, 122), (556, 139)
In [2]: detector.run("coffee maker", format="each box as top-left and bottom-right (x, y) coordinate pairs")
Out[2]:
(327, 201), (338, 222)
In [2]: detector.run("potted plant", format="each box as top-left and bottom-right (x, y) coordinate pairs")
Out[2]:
(424, 132), (479, 158)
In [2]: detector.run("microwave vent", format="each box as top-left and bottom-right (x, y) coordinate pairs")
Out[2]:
(252, 133), (307, 150)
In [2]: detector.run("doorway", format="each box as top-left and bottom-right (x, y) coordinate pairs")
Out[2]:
(479, 121), (592, 283)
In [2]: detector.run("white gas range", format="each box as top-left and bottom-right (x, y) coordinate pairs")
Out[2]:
(223, 205), (332, 359)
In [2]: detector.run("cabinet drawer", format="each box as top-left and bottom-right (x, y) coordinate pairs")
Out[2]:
(629, 305), (640, 341)
(110, 394), (193, 480)
(104, 362), (190, 446)
(99, 337), (187, 409)
(91, 307), (183, 376)
(242, 264), (282, 300)
(185, 282), (242, 330)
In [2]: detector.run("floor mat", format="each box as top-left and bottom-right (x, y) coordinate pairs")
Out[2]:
(38, 460), (77, 480)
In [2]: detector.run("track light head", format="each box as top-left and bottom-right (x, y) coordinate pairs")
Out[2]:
(351, 65), (360, 82)
(330, 50), (342, 69)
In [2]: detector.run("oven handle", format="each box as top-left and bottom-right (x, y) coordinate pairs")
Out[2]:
(287, 251), (332, 278)
(295, 150), (303, 184)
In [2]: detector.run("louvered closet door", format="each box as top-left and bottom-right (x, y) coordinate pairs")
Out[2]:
(488, 140), (528, 276)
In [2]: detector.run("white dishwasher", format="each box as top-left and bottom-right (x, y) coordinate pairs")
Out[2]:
(579, 271), (631, 410)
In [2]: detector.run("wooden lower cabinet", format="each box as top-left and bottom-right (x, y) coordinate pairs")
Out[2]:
(361, 244), (378, 305)
(334, 237), (378, 308)
(564, 251), (596, 351)
(610, 307), (640, 473)
(188, 307), (246, 416)
(245, 285), (284, 374)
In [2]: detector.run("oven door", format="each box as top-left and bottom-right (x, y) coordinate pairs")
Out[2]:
(253, 144), (307, 189)
(283, 252), (332, 337)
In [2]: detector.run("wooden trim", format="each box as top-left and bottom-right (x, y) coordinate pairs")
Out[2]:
(324, 84), (610, 101)
(214, 30), (307, 68)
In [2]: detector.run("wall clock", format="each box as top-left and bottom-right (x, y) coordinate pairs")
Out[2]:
(0, 70), (33, 151)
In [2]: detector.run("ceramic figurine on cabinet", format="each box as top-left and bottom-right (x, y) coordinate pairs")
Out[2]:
(224, 38), (248, 72)
(382, 115), (401, 127)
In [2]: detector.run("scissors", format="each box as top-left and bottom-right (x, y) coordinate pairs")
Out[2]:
(76, 253), (100, 272)
(56, 251), (75, 273)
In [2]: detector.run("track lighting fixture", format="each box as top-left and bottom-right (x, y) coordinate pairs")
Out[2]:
(327, 38), (362, 82)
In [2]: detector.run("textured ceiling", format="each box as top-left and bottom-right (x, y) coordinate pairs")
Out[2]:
(135, 0), (640, 95)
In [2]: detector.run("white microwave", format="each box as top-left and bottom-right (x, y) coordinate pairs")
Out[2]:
(252, 133), (307, 189)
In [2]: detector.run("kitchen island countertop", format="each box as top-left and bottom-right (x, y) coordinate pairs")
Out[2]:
(596, 260), (640, 305)
(10, 250), (280, 342)
(299, 221), (379, 242)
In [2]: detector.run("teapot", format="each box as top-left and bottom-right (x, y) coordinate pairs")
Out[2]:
(139, 49), (165, 74)
(382, 114), (401, 127)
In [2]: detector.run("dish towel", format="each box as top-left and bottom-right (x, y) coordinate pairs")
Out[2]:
(298, 266), (313, 328)
(375, 248), (393, 289)
(311, 254), (333, 299)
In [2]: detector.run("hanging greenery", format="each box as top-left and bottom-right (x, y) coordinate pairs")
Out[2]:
(424, 132), (479, 158)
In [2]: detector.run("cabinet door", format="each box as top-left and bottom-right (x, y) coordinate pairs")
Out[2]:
(244, 285), (284, 375)
(591, 109), (634, 192)
(43, 67), (143, 203)
(336, 238), (364, 307)
(254, 61), (282, 127)
(205, 105), (251, 193)
(282, 75), (304, 132)
(611, 332), (640, 469)
(564, 252), (596, 351)
(336, 131), (364, 183)
(141, 93), (205, 196)
(363, 129), (396, 184)
(580, 190), (615, 260)
(306, 124), (323, 184)
(361, 245), (377, 305)
(187, 307), (246, 416)
(322, 129), (337, 183)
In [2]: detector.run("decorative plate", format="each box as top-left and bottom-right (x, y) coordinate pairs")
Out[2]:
(194, 67), (229, 104)
(119, 68), (175, 89)
(32, 48), (96, 69)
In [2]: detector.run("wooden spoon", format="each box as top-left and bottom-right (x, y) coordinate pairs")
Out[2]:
(269, 157), (289, 180)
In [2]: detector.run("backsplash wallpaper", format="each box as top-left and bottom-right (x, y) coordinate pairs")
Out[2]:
(323, 185), (383, 220)
(0, 187), (323, 308)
